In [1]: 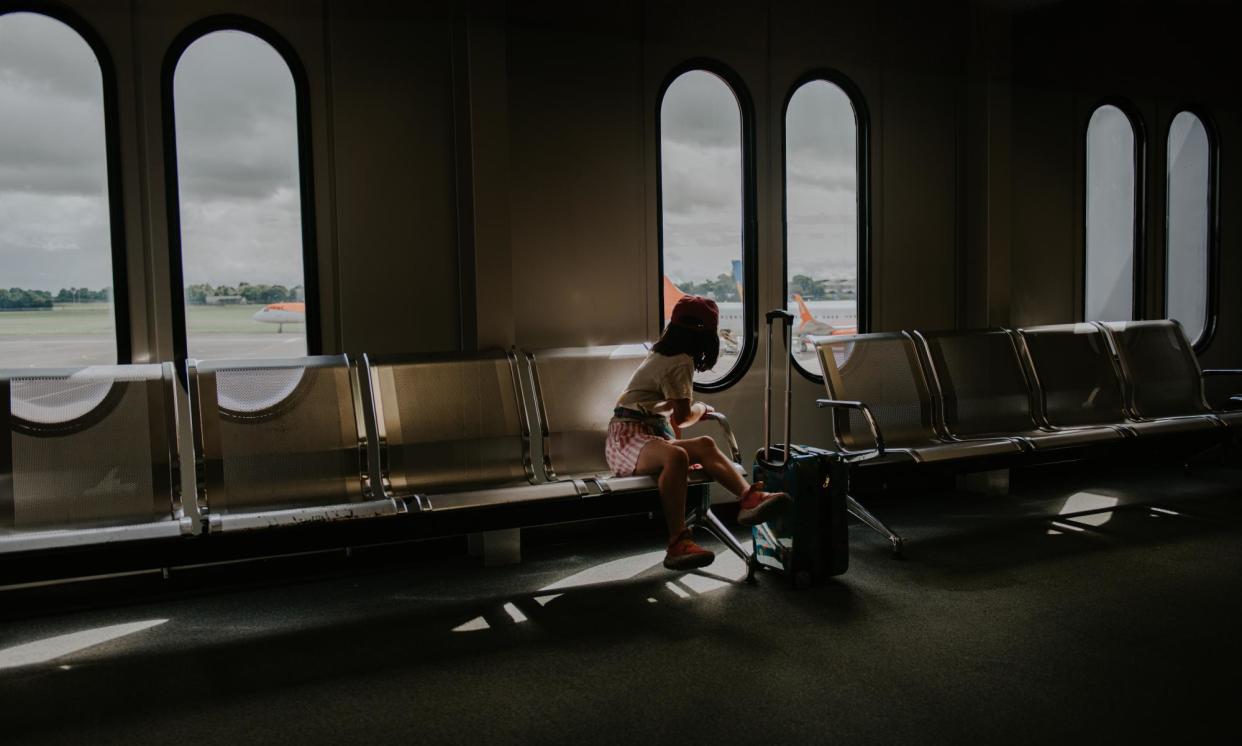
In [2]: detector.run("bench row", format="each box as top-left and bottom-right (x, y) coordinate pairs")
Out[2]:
(0, 346), (747, 562)
(814, 319), (1241, 465)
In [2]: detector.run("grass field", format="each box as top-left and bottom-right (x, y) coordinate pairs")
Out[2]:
(0, 303), (305, 336)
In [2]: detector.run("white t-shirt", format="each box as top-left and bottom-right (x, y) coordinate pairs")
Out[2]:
(615, 352), (694, 417)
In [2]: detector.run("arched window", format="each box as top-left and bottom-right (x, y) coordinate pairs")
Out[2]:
(658, 64), (755, 390)
(783, 73), (867, 380)
(165, 21), (318, 362)
(1085, 102), (1143, 322)
(1164, 110), (1216, 348)
(0, 10), (127, 367)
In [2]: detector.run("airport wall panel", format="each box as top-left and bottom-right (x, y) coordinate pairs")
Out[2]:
(506, 2), (646, 348)
(328, 2), (460, 355)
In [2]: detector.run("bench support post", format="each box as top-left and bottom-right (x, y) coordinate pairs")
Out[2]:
(956, 468), (1011, 496)
(847, 496), (904, 556)
(469, 528), (522, 566)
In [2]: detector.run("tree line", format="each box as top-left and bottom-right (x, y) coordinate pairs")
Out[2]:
(0, 287), (111, 310)
(676, 274), (856, 302)
(185, 283), (304, 305)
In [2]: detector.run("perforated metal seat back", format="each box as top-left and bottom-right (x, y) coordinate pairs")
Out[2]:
(817, 334), (939, 450)
(192, 357), (364, 514)
(2, 365), (176, 531)
(1103, 320), (1210, 418)
(920, 330), (1037, 436)
(530, 345), (648, 479)
(1019, 323), (1128, 427)
(370, 354), (529, 495)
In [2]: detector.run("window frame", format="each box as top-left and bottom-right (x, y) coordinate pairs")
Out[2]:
(780, 69), (871, 384)
(654, 59), (758, 393)
(0, 2), (132, 364)
(1162, 106), (1220, 353)
(161, 14), (321, 370)
(1082, 98), (1146, 323)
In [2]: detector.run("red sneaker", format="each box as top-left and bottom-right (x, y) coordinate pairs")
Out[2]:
(737, 482), (792, 527)
(663, 530), (715, 570)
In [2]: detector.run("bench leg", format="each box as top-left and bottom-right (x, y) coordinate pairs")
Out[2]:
(695, 508), (757, 582)
(847, 495), (904, 557)
(473, 528), (521, 567)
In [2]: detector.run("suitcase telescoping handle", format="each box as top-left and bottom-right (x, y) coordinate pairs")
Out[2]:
(763, 309), (795, 467)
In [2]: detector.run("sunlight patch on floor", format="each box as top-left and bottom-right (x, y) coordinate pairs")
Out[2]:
(1058, 491), (1120, 527)
(0, 619), (167, 671)
(452, 539), (751, 632)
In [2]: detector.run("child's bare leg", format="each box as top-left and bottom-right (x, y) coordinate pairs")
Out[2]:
(633, 440), (690, 541)
(674, 436), (749, 497)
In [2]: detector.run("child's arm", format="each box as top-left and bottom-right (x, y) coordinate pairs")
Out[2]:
(668, 399), (714, 429)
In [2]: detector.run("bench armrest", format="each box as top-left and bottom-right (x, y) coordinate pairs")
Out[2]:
(816, 399), (886, 462)
(701, 412), (742, 463)
(1203, 370), (1242, 409)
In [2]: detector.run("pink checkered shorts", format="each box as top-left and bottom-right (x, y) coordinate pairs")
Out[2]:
(604, 418), (671, 476)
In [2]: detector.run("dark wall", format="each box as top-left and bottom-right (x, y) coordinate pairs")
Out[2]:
(1009, 0), (1241, 366)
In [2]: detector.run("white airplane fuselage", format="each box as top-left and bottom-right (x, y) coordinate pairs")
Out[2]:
(713, 301), (857, 335)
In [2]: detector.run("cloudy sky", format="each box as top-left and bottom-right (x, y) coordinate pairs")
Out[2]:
(174, 29), (303, 290)
(4, 16), (853, 299)
(660, 71), (858, 289)
(0, 14), (303, 293)
(0, 12), (112, 291)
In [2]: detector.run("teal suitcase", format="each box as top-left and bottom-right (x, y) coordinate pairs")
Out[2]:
(751, 310), (849, 587)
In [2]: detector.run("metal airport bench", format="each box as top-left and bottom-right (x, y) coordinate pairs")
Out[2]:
(360, 350), (579, 510)
(813, 320), (1240, 554)
(0, 363), (191, 555)
(1098, 320), (1242, 431)
(3, 321), (1235, 586)
(361, 344), (751, 567)
(186, 354), (401, 533)
(914, 328), (1125, 450)
(525, 345), (750, 563)
(1017, 322), (1221, 438)
(814, 331), (1025, 554)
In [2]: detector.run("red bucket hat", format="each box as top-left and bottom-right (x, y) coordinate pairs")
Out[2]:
(670, 295), (719, 331)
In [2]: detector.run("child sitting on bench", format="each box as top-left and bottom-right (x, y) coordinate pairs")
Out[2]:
(605, 295), (791, 570)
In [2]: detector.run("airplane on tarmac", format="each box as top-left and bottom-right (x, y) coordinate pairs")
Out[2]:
(251, 302), (306, 333)
(663, 275), (856, 354)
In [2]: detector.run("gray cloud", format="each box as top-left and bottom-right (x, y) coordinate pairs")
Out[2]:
(0, 13), (108, 196)
(173, 31), (304, 287)
(0, 12), (102, 98)
(0, 12), (113, 289)
(0, 17), (307, 293)
(174, 30), (300, 202)
(661, 70), (740, 148)
(660, 71), (743, 282)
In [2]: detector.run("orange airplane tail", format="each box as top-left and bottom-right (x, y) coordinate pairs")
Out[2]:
(663, 276), (687, 321)
(792, 294), (816, 324)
